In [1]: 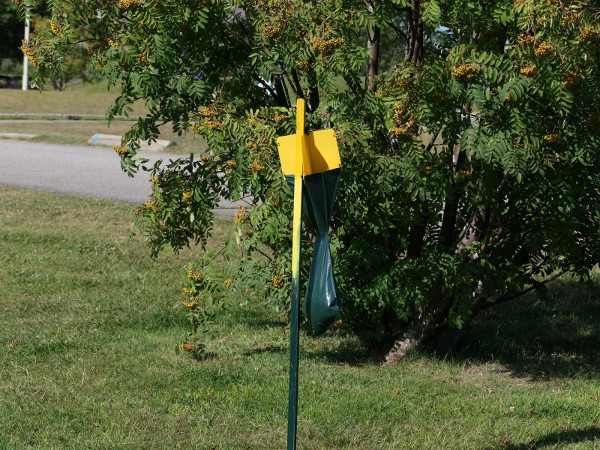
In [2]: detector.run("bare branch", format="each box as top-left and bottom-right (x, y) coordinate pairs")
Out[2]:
(289, 68), (305, 101)
(475, 272), (564, 313)
(387, 20), (408, 42)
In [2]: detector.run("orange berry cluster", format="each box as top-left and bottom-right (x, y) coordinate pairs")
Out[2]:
(296, 59), (310, 71)
(181, 299), (197, 309)
(272, 275), (284, 288)
(107, 38), (120, 48)
(520, 65), (537, 77)
(202, 118), (224, 131)
(20, 41), (39, 67)
(194, 108), (223, 132)
(390, 103), (414, 137)
(311, 37), (344, 54)
(49, 20), (61, 36)
(394, 78), (410, 91)
(187, 270), (203, 282)
(273, 112), (287, 123)
(262, 25), (281, 40)
(180, 341), (195, 352)
(235, 206), (249, 224)
(534, 42), (552, 57)
(113, 144), (128, 156)
(451, 64), (478, 82)
(518, 34), (535, 47)
(537, 17), (549, 27)
(225, 159), (237, 168)
(224, 279), (233, 289)
(144, 200), (157, 211)
(390, 126), (411, 137)
(392, 103), (408, 124)
(561, 12), (579, 28)
(249, 160), (264, 172)
(136, 53), (148, 64)
(562, 70), (581, 89)
(580, 27), (599, 44)
(202, 107), (217, 117)
(118, 0), (141, 9)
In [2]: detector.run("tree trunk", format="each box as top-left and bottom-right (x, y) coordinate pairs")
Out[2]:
(53, 77), (65, 91)
(404, 0), (424, 65)
(385, 300), (473, 362)
(365, 26), (380, 91)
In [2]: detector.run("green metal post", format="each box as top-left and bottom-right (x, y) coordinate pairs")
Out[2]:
(287, 98), (305, 450)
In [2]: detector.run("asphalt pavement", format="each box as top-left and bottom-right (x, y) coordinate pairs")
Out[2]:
(0, 139), (243, 215)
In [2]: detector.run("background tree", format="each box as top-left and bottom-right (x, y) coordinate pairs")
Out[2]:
(0, 1), (27, 74)
(34, 16), (101, 90)
(0, 1), (23, 58)
(19, 0), (600, 360)
(3, 1), (96, 89)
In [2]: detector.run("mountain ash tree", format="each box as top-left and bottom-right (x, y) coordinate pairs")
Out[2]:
(19, 0), (600, 360)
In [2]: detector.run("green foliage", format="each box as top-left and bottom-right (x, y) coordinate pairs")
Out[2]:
(24, 0), (600, 348)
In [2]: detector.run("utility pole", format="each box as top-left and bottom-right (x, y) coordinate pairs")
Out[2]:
(22, 15), (30, 91)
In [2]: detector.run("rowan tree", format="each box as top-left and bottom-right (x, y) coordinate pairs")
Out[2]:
(18, 0), (600, 360)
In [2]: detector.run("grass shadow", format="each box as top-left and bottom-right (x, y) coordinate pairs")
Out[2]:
(302, 337), (385, 366)
(229, 276), (600, 373)
(228, 303), (288, 330)
(233, 303), (382, 366)
(456, 277), (600, 380)
(497, 426), (600, 449)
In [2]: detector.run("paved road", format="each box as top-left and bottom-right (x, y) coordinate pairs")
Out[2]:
(0, 139), (242, 215)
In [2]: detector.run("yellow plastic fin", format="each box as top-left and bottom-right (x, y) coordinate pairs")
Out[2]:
(277, 129), (340, 176)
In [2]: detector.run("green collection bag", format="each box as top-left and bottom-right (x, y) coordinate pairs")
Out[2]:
(286, 167), (341, 333)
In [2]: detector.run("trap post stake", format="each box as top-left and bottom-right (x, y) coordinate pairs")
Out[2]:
(287, 98), (306, 450)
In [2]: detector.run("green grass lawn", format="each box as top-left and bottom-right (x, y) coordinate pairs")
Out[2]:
(0, 120), (207, 154)
(0, 82), (146, 116)
(1, 186), (600, 448)
(0, 83), (206, 154)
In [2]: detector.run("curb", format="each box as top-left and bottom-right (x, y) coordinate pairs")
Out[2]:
(0, 132), (38, 139)
(0, 113), (132, 121)
(89, 134), (176, 152)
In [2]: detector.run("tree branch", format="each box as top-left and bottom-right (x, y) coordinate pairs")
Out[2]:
(307, 70), (320, 112)
(439, 144), (466, 251)
(289, 68), (305, 101)
(365, 25), (381, 91)
(474, 272), (564, 313)
(407, 206), (428, 257)
(387, 20), (408, 43)
(405, 0), (424, 64)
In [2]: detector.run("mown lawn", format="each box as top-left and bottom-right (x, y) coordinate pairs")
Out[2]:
(1, 187), (599, 448)
(0, 83), (206, 154)
(0, 82), (146, 116)
(0, 120), (207, 154)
